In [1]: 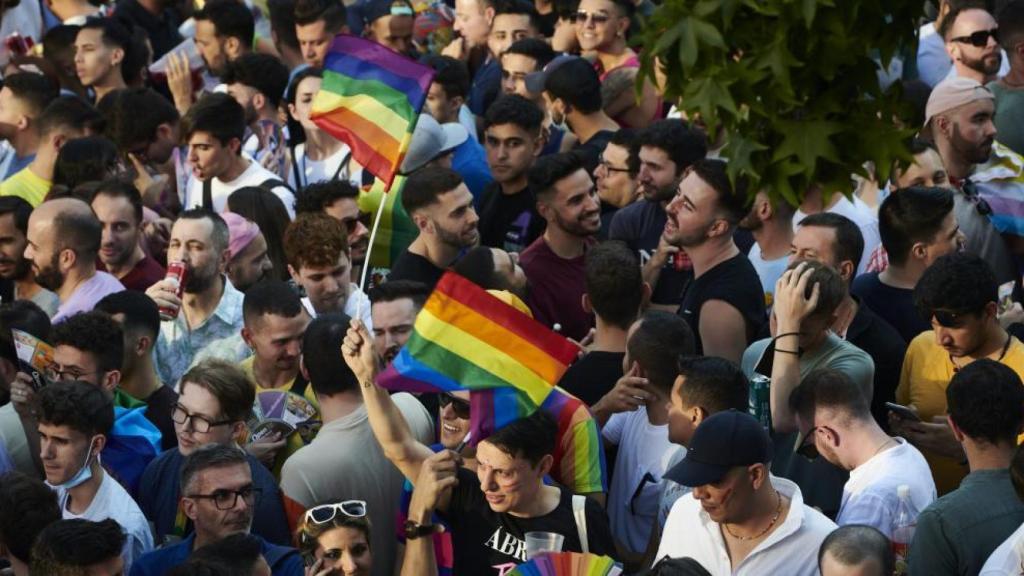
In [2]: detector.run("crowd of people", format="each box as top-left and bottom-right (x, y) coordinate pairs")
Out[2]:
(0, 0), (1022, 574)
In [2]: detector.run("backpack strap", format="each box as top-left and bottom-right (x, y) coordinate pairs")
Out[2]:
(291, 145), (303, 190)
(572, 494), (589, 554)
(202, 178), (213, 211)
(332, 150), (352, 181)
(259, 178), (294, 194)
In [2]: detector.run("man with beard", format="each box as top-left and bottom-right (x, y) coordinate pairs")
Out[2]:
(739, 191), (795, 308)
(145, 209), (244, 386)
(132, 443), (302, 576)
(222, 54), (290, 178)
(91, 179), (166, 292)
(293, 181), (370, 280)
(656, 411), (836, 574)
(24, 197), (124, 323)
(520, 152), (600, 341)
(594, 129), (639, 238)
(943, 5), (1004, 84)
(194, 0), (254, 80)
(665, 159), (764, 362)
(388, 167), (479, 289)
(477, 94), (546, 253)
(284, 213), (372, 327)
(223, 213), (272, 293)
(0, 198), (58, 315)
(609, 120), (706, 312)
(181, 94), (295, 218)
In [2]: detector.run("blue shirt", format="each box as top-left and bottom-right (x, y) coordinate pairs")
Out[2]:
(137, 448), (292, 547)
(468, 59), (501, 117)
(129, 532), (303, 576)
(451, 136), (492, 203)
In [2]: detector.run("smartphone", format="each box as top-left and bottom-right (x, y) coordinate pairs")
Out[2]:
(886, 402), (921, 422)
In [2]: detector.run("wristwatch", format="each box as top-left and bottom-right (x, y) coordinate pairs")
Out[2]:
(404, 519), (436, 540)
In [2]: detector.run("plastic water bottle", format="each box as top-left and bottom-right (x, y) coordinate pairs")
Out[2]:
(892, 484), (916, 575)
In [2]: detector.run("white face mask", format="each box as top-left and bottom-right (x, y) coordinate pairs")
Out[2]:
(46, 436), (98, 491)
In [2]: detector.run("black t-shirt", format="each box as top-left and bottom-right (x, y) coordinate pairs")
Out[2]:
(678, 253), (766, 355)
(477, 182), (545, 252)
(846, 299), (907, 431)
(573, 130), (616, 174)
(558, 351), (625, 407)
(388, 250), (446, 290)
(850, 272), (929, 343)
(144, 384), (179, 451)
(609, 200), (692, 305)
(442, 468), (616, 575)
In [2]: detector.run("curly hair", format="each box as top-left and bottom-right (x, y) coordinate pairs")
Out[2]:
(31, 519), (125, 576)
(0, 472), (61, 563)
(37, 380), (114, 437)
(51, 311), (124, 374)
(284, 213), (349, 271)
(914, 252), (997, 320)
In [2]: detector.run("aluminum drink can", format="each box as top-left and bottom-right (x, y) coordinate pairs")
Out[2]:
(159, 262), (187, 320)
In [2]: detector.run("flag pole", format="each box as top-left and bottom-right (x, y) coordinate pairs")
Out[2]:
(355, 188), (388, 320)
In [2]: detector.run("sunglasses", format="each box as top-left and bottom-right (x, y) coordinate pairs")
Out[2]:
(574, 10), (610, 24)
(439, 393), (471, 419)
(305, 500), (367, 525)
(796, 427), (821, 460)
(951, 28), (999, 47)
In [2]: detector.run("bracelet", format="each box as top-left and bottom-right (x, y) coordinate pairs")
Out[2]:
(774, 348), (800, 355)
(773, 331), (801, 341)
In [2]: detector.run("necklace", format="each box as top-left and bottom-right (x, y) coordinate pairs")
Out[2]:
(723, 490), (783, 541)
(871, 437), (896, 459)
(950, 333), (1012, 372)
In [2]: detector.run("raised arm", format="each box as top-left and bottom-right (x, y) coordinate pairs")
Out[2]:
(769, 263), (819, 433)
(341, 319), (434, 484)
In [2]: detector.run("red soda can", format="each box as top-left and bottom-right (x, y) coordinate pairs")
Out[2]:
(159, 262), (188, 321)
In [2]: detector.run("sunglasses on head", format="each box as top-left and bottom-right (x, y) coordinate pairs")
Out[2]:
(952, 28), (999, 47)
(439, 393), (471, 419)
(304, 500), (367, 525)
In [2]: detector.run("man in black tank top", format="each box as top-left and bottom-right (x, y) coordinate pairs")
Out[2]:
(664, 159), (765, 361)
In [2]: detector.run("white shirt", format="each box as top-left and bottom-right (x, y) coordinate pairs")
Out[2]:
(57, 470), (154, 573)
(184, 159), (296, 218)
(981, 520), (1024, 575)
(287, 142), (363, 190)
(794, 195), (880, 277)
(747, 243), (788, 308)
(656, 476), (837, 576)
(602, 407), (684, 555)
(837, 437), (936, 537)
(299, 283), (373, 330)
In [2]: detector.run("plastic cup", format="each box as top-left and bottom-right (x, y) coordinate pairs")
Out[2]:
(524, 531), (564, 560)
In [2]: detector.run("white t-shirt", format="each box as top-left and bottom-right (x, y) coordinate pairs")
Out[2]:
(57, 470), (154, 573)
(837, 437), (936, 537)
(747, 243), (788, 308)
(287, 142), (363, 190)
(602, 408), (684, 555)
(184, 159), (296, 218)
(300, 283), (373, 330)
(794, 195), (880, 277)
(981, 520), (1024, 575)
(656, 475), (837, 576)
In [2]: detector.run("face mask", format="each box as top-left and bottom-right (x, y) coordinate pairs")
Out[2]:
(46, 436), (98, 491)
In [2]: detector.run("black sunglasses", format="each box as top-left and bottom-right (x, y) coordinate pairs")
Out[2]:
(952, 28), (999, 47)
(439, 393), (471, 419)
(797, 427), (821, 460)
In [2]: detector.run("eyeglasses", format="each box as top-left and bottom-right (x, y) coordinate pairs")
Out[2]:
(574, 10), (610, 24)
(439, 393), (471, 419)
(187, 485), (261, 510)
(951, 28), (999, 47)
(796, 427), (821, 460)
(305, 500), (367, 525)
(598, 155), (631, 174)
(171, 404), (234, 433)
(45, 364), (102, 382)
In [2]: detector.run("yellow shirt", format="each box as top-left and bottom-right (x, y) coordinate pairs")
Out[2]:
(240, 356), (320, 479)
(897, 331), (1024, 494)
(0, 167), (50, 207)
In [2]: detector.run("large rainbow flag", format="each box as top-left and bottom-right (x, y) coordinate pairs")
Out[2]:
(311, 35), (434, 188)
(378, 271), (606, 493)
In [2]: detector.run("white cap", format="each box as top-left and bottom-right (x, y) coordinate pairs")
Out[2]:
(924, 77), (994, 127)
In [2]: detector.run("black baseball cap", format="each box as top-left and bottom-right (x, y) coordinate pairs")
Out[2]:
(362, 0), (414, 26)
(524, 54), (589, 95)
(663, 410), (774, 487)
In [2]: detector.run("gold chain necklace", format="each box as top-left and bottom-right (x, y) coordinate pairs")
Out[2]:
(723, 490), (783, 541)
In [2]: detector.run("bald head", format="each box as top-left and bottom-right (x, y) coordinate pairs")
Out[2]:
(25, 198), (101, 289)
(819, 525), (893, 576)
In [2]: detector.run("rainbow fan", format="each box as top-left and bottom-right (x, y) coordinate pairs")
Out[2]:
(507, 552), (622, 576)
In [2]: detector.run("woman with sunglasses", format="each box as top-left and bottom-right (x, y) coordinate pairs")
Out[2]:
(574, 0), (660, 128)
(297, 500), (373, 576)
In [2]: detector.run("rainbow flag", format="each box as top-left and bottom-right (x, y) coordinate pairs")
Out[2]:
(311, 35), (434, 188)
(358, 175), (418, 270)
(507, 552), (622, 576)
(378, 272), (607, 493)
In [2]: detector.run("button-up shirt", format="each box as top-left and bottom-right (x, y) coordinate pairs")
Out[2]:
(656, 476), (837, 576)
(154, 278), (244, 386)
